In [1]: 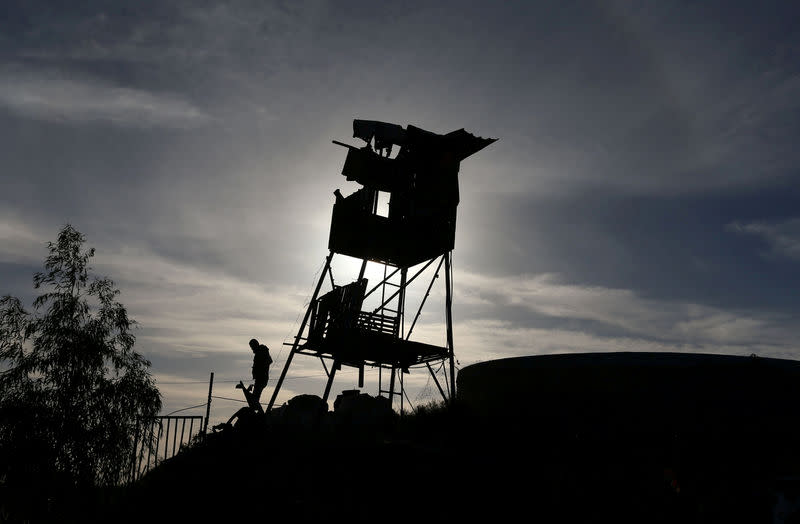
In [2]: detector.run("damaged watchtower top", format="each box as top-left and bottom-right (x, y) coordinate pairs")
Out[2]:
(346, 119), (496, 160)
(330, 119), (496, 268)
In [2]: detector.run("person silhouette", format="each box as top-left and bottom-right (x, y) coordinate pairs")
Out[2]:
(248, 338), (272, 405)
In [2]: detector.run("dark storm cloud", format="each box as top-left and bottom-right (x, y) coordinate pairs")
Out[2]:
(445, 1), (800, 197)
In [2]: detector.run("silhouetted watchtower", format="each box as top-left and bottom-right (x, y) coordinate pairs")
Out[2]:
(267, 120), (495, 411)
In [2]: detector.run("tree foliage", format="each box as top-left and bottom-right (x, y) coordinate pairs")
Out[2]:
(0, 225), (161, 493)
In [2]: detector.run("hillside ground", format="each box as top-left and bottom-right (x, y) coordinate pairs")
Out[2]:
(92, 399), (795, 523)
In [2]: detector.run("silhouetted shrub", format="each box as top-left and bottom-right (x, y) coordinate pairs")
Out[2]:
(0, 225), (161, 519)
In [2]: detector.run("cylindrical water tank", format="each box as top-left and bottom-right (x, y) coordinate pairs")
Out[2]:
(457, 352), (800, 440)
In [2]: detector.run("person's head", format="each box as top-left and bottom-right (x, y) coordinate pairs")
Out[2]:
(249, 338), (259, 351)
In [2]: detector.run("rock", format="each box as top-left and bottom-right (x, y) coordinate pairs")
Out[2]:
(281, 394), (329, 431)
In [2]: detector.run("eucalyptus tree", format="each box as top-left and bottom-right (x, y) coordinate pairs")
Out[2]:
(0, 224), (161, 491)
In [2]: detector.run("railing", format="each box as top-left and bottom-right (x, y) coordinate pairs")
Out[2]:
(357, 311), (399, 336)
(128, 415), (205, 483)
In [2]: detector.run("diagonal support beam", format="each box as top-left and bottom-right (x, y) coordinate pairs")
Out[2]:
(372, 257), (437, 313)
(267, 252), (334, 412)
(426, 362), (448, 403)
(406, 255), (446, 340)
(363, 266), (402, 300)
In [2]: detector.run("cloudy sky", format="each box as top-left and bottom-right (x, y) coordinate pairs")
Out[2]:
(2, 1), (800, 424)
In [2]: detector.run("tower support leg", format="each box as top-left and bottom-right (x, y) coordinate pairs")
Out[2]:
(267, 252), (334, 412)
(322, 359), (339, 403)
(389, 366), (397, 407)
(444, 251), (456, 403)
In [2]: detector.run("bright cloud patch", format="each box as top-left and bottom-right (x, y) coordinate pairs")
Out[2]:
(728, 219), (800, 260)
(454, 271), (796, 356)
(0, 69), (210, 128)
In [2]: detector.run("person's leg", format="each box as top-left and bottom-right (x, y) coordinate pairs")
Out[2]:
(252, 380), (266, 404)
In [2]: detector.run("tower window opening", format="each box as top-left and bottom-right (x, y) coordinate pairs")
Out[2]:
(375, 191), (390, 218)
